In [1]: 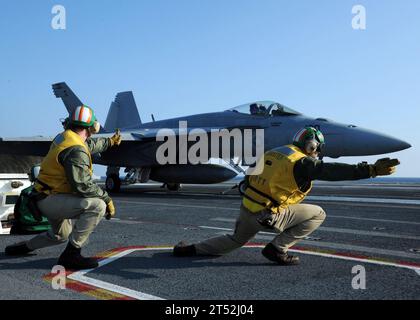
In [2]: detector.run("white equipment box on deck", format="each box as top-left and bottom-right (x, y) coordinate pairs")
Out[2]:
(0, 174), (31, 234)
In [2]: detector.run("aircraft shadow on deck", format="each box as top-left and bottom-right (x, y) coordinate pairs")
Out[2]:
(112, 188), (241, 201)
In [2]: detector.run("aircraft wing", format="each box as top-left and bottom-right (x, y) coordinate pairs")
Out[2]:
(0, 125), (263, 167)
(113, 126), (264, 141)
(0, 136), (53, 157)
(0, 129), (199, 158)
(0, 130), (170, 158)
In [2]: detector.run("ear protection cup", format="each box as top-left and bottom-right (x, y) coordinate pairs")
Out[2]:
(61, 117), (71, 130)
(293, 127), (325, 153)
(89, 121), (100, 134)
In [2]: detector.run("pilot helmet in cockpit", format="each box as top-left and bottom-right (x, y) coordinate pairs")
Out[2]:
(250, 103), (259, 115)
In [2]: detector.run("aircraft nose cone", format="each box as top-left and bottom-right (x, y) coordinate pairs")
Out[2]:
(396, 140), (412, 151)
(362, 132), (410, 155)
(322, 127), (411, 157)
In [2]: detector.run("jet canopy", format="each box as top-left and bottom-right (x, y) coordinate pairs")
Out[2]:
(227, 101), (301, 117)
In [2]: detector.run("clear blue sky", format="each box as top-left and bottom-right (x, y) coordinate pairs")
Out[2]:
(1, 0), (419, 177)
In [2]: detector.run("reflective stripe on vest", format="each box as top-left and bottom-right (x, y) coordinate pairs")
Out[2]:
(35, 130), (92, 195)
(242, 144), (312, 213)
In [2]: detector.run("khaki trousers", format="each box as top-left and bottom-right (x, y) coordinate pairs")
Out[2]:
(26, 194), (107, 250)
(195, 203), (326, 255)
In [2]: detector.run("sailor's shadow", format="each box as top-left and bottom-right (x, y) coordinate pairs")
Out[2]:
(0, 251), (265, 279)
(0, 253), (57, 270)
(91, 252), (257, 280)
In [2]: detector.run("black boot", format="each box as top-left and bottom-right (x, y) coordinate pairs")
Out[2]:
(5, 242), (34, 256)
(57, 242), (98, 270)
(262, 243), (300, 266)
(173, 241), (197, 257)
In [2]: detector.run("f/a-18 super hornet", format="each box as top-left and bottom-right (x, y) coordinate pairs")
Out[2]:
(0, 82), (411, 192)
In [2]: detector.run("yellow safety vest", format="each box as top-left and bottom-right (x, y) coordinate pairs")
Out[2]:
(35, 130), (92, 195)
(242, 144), (312, 213)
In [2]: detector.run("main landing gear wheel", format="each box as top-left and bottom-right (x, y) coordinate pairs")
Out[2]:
(106, 174), (121, 193)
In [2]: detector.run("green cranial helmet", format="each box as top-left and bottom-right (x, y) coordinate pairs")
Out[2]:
(70, 105), (97, 127)
(292, 127), (325, 152)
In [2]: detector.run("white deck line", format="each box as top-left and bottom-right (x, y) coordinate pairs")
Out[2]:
(210, 218), (420, 240)
(203, 226), (420, 260)
(211, 216), (420, 226)
(67, 245), (420, 300)
(306, 195), (420, 205)
(118, 196), (420, 211)
(67, 248), (164, 300)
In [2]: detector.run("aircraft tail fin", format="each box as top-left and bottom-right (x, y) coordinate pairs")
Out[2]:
(53, 82), (107, 133)
(52, 82), (84, 115)
(104, 91), (142, 131)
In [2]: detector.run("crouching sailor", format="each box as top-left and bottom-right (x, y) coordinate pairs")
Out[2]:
(5, 105), (122, 270)
(173, 127), (400, 265)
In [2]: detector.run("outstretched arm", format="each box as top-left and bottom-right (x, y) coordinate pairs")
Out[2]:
(294, 157), (400, 183)
(85, 129), (122, 154)
(85, 137), (111, 154)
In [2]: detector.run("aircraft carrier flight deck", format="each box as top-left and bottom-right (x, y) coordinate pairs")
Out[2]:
(1, 181), (419, 300)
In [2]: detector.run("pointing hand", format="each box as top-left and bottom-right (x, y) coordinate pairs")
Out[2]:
(109, 129), (122, 147)
(370, 158), (400, 177)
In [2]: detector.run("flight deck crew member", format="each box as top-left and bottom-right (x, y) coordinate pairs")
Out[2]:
(5, 105), (122, 270)
(173, 127), (400, 265)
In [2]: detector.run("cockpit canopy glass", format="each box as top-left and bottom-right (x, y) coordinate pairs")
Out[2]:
(227, 101), (301, 117)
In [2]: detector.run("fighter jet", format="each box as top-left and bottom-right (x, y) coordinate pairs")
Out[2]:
(0, 82), (411, 192)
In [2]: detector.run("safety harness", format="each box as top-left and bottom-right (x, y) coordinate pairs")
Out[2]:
(240, 183), (280, 210)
